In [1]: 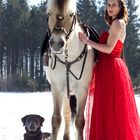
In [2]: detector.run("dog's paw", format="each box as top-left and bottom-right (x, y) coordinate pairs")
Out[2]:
(42, 132), (51, 140)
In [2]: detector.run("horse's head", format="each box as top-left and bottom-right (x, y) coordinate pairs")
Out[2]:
(47, 0), (77, 54)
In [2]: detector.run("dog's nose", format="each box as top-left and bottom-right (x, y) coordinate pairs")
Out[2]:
(30, 122), (35, 130)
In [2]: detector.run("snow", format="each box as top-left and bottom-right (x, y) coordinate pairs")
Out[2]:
(0, 92), (53, 140)
(0, 92), (139, 140)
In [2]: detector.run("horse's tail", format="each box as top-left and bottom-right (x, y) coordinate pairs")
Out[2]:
(69, 95), (77, 122)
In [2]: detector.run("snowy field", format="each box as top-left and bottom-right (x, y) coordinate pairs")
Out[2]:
(0, 92), (140, 140)
(0, 92), (53, 140)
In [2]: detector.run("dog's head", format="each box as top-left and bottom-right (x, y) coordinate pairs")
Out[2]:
(21, 114), (44, 136)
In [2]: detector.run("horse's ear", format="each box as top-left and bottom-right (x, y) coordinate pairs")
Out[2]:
(21, 115), (28, 126)
(41, 31), (50, 56)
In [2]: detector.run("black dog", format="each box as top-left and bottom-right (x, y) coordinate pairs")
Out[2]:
(21, 114), (50, 140)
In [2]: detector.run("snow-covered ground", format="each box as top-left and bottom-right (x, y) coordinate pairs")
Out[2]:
(0, 92), (139, 140)
(0, 92), (53, 140)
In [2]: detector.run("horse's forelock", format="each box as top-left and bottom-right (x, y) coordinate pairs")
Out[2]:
(55, 0), (66, 11)
(47, 0), (76, 14)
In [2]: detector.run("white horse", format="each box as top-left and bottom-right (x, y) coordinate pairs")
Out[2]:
(41, 0), (98, 139)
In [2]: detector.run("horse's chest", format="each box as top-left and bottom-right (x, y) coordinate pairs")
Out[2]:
(49, 64), (79, 82)
(48, 61), (91, 88)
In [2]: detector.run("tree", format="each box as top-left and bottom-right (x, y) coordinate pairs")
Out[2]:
(28, 2), (47, 79)
(97, 0), (109, 34)
(0, 0), (3, 78)
(1, 0), (140, 91)
(125, 0), (140, 80)
(77, 0), (99, 31)
(2, 0), (29, 78)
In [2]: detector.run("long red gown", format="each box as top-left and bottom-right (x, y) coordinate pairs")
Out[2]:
(84, 31), (140, 140)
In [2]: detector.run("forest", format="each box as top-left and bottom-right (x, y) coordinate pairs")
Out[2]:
(0, 0), (140, 92)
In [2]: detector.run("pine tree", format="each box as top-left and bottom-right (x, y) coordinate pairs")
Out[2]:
(77, 0), (99, 30)
(0, 0), (3, 78)
(97, 0), (109, 34)
(125, 0), (140, 81)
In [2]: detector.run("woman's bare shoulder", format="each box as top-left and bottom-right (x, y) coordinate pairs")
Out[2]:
(112, 19), (124, 30)
(109, 19), (126, 42)
(109, 19), (125, 35)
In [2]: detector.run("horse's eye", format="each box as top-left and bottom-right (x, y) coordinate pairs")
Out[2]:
(47, 12), (51, 16)
(69, 13), (74, 17)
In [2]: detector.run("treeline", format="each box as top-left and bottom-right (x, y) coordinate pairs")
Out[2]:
(0, 0), (49, 91)
(0, 0), (140, 92)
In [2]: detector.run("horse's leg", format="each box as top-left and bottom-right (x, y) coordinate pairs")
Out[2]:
(51, 90), (63, 140)
(75, 90), (88, 140)
(63, 95), (71, 140)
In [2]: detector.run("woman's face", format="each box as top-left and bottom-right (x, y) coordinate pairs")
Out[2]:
(106, 0), (120, 19)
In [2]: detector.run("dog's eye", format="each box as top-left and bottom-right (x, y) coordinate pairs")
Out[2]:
(34, 120), (39, 123)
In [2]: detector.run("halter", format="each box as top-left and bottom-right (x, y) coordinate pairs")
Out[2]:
(48, 14), (88, 98)
(47, 13), (76, 40)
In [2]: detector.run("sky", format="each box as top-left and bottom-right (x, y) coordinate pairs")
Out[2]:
(28, 0), (140, 16)
(27, 0), (45, 6)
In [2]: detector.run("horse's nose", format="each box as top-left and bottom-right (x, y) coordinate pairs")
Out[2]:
(49, 38), (64, 48)
(58, 40), (64, 47)
(49, 38), (54, 46)
(49, 37), (65, 53)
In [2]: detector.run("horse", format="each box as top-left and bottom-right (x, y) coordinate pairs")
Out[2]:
(41, 0), (99, 139)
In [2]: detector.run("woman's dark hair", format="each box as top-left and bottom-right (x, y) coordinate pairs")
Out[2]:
(105, 0), (129, 26)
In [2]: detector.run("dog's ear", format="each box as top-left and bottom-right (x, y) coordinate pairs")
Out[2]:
(21, 115), (28, 126)
(37, 115), (44, 126)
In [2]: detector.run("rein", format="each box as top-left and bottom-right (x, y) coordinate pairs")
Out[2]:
(50, 45), (87, 98)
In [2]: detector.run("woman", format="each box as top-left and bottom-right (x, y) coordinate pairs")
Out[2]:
(79, 0), (140, 140)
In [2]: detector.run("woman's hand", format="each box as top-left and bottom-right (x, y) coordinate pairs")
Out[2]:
(79, 32), (96, 50)
(78, 32), (89, 44)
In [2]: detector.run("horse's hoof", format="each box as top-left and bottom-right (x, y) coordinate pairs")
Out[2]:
(63, 134), (70, 140)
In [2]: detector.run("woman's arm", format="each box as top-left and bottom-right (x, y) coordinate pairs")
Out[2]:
(79, 20), (123, 54)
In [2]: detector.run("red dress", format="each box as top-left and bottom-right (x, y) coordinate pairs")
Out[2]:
(85, 32), (140, 140)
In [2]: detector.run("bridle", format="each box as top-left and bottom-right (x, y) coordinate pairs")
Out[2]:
(47, 13), (88, 98)
(47, 12), (77, 42)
